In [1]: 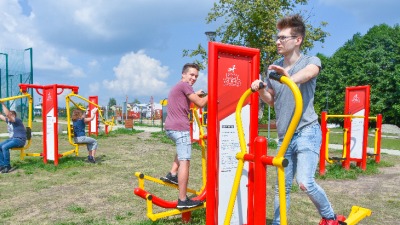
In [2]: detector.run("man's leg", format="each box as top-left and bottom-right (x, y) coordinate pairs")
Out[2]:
(178, 159), (190, 200)
(170, 154), (179, 175)
(295, 123), (337, 221)
(1, 139), (22, 173)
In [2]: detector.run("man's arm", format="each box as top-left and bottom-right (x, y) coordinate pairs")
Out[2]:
(0, 102), (9, 121)
(251, 80), (275, 107)
(188, 92), (208, 108)
(269, 64), (320, 84)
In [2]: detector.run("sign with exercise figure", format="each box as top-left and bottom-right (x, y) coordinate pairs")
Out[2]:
(207, 42), (260, 225)
(89, 96), (99, 136)
(345, 86), (370, 160)
(43, 87), (58, 162)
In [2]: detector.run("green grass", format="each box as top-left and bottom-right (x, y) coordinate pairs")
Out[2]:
(327, 130), (399, 150)
(0, 125), (399, 224)
(317, 158), (394, 180)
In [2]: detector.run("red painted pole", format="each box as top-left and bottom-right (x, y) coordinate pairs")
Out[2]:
(343, 117), (351, 170)
(253, 136), (267, 225)
(375, 114), (382, 163)
(319, 111), (327, 175)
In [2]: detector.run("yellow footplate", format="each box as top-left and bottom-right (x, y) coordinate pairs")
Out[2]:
(345, 206), (372, 225)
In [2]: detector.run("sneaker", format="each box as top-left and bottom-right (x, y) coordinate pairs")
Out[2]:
(0, 166), (11, 174)
(88, 156), (96, 163)
(319, 215), (347, 225)
(160, 172), (178, 185)
(337, 215), (347, 225)
(177, 197), (203, 210)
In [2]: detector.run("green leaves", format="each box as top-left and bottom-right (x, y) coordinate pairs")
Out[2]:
(316, 24), (400, 126)
(184, 0), (328, 71)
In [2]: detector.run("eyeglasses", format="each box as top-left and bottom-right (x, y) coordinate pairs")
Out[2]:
(272, 35), (298, 42)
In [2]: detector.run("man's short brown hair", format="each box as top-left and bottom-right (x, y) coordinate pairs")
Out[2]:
(277, 14), (306, 39)
(182, 63), (200, 74)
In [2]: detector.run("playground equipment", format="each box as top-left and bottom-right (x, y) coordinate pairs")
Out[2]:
(16, 84), (82, 165)
(0, 91), (33, 159)
(223, 72), (298, 225)
(65, 92), (115, 133)
(133, 108), (207, 222)
(206, 42), (261, 225)
(205, 42), (371, 225)
(319, 85), (382, 175)
(65, 92), (115, 154)
(134, 42), (372, 224)
(224, 74), (372, 225)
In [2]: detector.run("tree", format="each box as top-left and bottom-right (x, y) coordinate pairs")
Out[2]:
(183, 0), (329, 72)
(132, 98), (141, 104)
(315, 24), (400, 126)
(108, 98), (117, 108)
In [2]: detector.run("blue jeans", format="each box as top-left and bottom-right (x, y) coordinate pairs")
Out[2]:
(165, 130), (191, 160)
(272, 123), (335, 224)
(0, 138), (25, 167)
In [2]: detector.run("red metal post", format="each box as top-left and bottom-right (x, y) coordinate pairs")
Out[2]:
(253, 136), (267, 225)
(343, 117), (351, 170)
(375, 114), (382, 163)
(319, 111), (327, 175)
(206, 41), (218, 225)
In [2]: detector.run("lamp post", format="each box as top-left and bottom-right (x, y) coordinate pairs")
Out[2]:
(205, 31), (216, 42)
(325, 90), (329, 112)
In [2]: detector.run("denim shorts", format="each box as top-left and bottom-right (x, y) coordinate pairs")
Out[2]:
(165, 130), (191, 160)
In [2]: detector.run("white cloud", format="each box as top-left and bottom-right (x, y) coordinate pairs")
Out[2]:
(0, 0), (216, 104)
(89, 82), (100, 94)
(103, 50), (169, 97)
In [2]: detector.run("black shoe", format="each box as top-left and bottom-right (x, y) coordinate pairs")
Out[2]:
(177, 197), (203, 210)
(88, 156), (96, 163)
(0, 166), (11, 173)
(161, 172), (178, 185)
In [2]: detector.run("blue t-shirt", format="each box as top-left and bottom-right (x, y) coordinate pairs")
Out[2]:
(73, 119), (86, 137)
(6, 118), (27, 142)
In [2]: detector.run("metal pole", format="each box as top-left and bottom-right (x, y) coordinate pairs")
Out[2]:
(268, 105), (271, 142)
(20, 74), (23, 120)
(25, 48), (34, 121)
(325, 90), (329, 112)
(0, 53), (9, 108)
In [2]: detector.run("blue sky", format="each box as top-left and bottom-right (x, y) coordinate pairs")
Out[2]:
(0, 0), (399, 106)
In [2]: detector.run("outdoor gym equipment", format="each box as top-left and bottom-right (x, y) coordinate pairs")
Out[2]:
(319, 85), (382, 175)
(204, 42), (371, 224)
(18, 84), (80, 165)
(223, 72), (299, 225)
(65, 93), (115, 155)
(224, 74), (372, 225)
(0, 91), (33, 159)
(133, 108), (207, 222)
